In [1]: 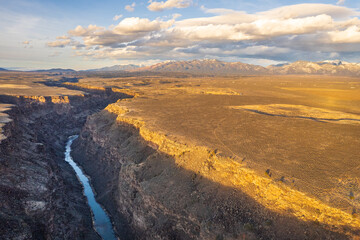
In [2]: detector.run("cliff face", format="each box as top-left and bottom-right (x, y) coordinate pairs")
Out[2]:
(71, 106), (354, 240)
(0, 91), (126, 239)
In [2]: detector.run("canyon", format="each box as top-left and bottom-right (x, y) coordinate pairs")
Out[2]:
(0, 75), (130, 239)
(0, 71), (359, 239)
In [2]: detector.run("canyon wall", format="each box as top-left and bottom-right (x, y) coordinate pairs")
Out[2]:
(1, 81), (358, 239)
(0, 91), (127, 239)
(72, 105), (354, 239)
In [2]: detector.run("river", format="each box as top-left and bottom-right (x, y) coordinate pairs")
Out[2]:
(65, 135), (117, 240)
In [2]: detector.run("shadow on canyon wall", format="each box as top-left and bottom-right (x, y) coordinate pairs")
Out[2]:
(71, 110), (357, 240)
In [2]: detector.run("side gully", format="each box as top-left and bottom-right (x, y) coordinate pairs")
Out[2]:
(0, 86), (132, 239)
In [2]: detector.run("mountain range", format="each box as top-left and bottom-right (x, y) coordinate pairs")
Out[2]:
(2, 59), (360, 76)
(33, 68), (76, 73)
(134, 59), (360, 76)
(134, 59), (269, 75)
(86, 64), (143, 72)
(268, 60), (360, 76)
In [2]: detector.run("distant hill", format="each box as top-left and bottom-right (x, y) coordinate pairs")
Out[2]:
(0, 68), (9, 71)
(134, 59), (268, 75)
(268, 60), (360, 76)
(33, 68), (76, 73)
(86, 64), (142, 72)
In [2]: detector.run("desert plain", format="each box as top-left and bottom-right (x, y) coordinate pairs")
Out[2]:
(69, 74), (360, 223)
(1, 71), (359, 239)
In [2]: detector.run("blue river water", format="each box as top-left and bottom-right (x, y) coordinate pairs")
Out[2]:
(65, 135), (117, 240)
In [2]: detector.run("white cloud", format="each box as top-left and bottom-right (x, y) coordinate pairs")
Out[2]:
(148, 0), (192, 12)
(47, 39), (71, 48)
(68, 25), (104, 37)
(113, 14), (123, 21)
(47, 38), (85, 49)
(172, 13), (182, 19)
(173, 14), (335, 42)
(56, 35), (70, 40)
(114, 17), (174, 34)
(63, 17), (175, 48)
(125, 3), (136, 12)
(259, 3), (355, 19)
(49, 3), (360, 63)
(328, 26), (360, 43)
(337, 0), (345, 5)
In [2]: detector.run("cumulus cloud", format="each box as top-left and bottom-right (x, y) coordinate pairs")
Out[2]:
(47, 38), (84, 48)
(114, 17), (174, 34)
(48, 3), (360, 63)
(125, 3), (136, 12)
(113, 14), (123, 21)
(48, 17), (176, 50)
(172, 14), (335, 42)
(148, 0), (192, 11)
(47, 39), (72, 48)
(328, 26), (360, 43)
(337, 0), (345, 5)
(68, 24), (104, 37)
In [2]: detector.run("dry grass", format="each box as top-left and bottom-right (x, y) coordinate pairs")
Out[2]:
(106, 103), (360, 236)
(173, 87), (241, 95)
(0, 72), (82, 96)
(231, 104), (360, 125)
(0, 84), (31, 89)
(75, 75), (360, 218)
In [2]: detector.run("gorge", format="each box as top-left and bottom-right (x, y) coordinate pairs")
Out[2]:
(0, 72), (359, 239)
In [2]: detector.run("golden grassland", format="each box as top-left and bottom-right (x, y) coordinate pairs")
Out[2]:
(0, 84), (31, 89)
(91, 74), (360, 236)
(231, 104), (360, 125)
(106, 103), (360, 236)
(69, 76), (360, 211)
(0, 72), (82, 96)
(1, 72), (359, 235)
(171, 86), (241, 95)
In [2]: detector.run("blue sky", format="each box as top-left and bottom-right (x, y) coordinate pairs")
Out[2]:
(1, 0), (360, 70)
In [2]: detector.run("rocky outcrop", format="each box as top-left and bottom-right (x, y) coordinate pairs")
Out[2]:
(0, 90), (128, 239)
(71, 105), (356, 239)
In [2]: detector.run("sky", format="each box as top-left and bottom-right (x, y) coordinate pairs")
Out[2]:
(1, 0), (360, 70)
